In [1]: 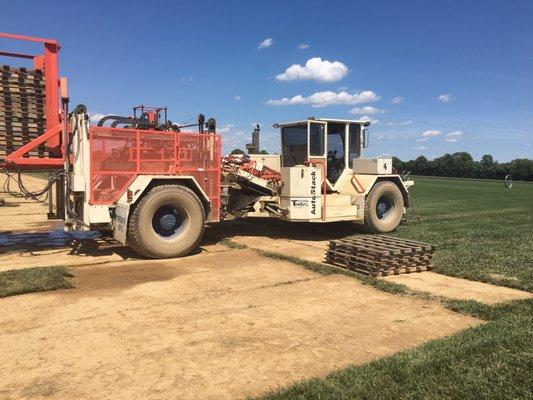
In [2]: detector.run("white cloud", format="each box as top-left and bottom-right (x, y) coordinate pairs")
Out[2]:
(234, 96), (241, 101)
(89, 113), (106, 124)
(258, 38), (273, 49)
(377, 135), (385, 140)
(298, 43), (309, 49)
(349, 106), (385, 115)
(445, 138), (458, 143)
(416, 137), (430, 142)
(275, 57), (349, 83)
(421, 130), (442, 137)
(266, 90), (380, 108)
(386, 120), (412, 126)
(414, 146), (427, 150)
(217, 124), (235, 133)
(438, 93), (454, 103)
(447, 130), (463, 137)
(391, 96), (404, 104)
(359, 116), (380, 124)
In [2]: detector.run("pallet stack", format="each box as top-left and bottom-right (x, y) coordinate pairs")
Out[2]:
(0, 65), (48, 160)
(326, 235), (435, 277)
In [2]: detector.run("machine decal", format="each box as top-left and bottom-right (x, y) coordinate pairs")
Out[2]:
(310, 170), (317, 215)
(291, 199), (309, 208)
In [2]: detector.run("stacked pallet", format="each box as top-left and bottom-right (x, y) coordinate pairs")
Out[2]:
(0, 65), (47, 160)
(326, 235), (435, 277)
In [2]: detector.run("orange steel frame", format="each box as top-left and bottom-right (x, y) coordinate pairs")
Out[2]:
(0, 32), (65, 168)
(88, 126), (222, 221)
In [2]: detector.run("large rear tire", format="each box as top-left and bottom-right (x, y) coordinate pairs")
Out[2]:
(364, 181), (404, 233)
(127, 184), (205, 258)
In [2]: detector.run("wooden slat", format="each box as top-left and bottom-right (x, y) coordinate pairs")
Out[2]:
(325, 235), (435, 277)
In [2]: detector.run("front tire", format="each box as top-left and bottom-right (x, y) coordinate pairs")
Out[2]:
(364, 181), (404, 233)
(127, 184), (205, 258)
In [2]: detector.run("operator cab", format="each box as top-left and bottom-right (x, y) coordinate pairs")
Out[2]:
(275, 118), (370, 189)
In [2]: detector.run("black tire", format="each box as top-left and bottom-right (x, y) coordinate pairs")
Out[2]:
(127, 184), (205, 258)
(364, 181), (404, 233)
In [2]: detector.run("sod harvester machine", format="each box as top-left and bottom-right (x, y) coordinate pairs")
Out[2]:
(0, 33), (414, 259)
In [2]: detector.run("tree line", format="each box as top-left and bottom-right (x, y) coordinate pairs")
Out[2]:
(230, 148), (532, 181)
(393, 152), (533, 181)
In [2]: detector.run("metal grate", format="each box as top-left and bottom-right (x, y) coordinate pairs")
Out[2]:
(89, 127), (221, 221)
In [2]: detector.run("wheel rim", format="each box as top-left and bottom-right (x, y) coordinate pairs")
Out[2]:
(151, 205), (186, 239)
(376, 194), (396, 221)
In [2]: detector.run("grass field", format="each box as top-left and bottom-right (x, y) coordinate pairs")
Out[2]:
(254, 176), (533, 400)
(395, 177), (533, 291)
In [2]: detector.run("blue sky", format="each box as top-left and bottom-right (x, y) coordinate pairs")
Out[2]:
(1, 0), (531, 161)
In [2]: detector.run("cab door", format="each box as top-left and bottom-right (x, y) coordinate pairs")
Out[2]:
(307, 119), (327, 174)
(307, 120), (335, 194)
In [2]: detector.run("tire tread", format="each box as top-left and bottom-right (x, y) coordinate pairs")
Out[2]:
(127, 184), (205, 258)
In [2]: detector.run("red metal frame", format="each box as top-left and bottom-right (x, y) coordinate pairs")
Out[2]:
(89, 127), (222, 222)
(0, 32), (63, 168)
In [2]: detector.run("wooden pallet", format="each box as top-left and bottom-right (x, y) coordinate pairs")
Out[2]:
(325, 235), (436, 277)
(0, 66), (49, 161)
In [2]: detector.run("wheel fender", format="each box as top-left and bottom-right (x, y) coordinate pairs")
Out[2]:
(112, 175), (210, 245)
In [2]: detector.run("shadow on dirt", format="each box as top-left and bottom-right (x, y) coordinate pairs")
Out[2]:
(205, 218), (366, 244)
(71, 262), (183, 296)
(0, 218), (363, 259)
(0, 228), (137, 260)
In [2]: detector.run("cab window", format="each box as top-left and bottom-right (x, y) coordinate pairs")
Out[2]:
(309, 123), (325, 156)
(327, 123), (346, 183)
(281, 124), (307, 167)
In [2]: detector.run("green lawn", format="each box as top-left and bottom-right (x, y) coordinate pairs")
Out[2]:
(0, 266), (73, 298)
(395, 177), (533, 291)
(253, 177), (533, 400)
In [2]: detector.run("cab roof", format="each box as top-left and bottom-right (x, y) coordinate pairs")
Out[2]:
(273, 117), (371, 128)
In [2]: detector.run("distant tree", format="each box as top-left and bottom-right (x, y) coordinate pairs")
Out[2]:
(392, 156), (403, 172)
(481, 154), (494, 168)
(230, 148), (245, 155)
(413, 156), (430, 175)
(510, 159), (533, 181)
(494, 163), (508, 180)
(392, 152), (532, 181)
(452, 152), (475, 178)
(433, 153), (455, 177)
(260, 149), (269, 154)
(480, 154), (495, 179)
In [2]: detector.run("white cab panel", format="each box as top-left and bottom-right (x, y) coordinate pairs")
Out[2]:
(281, 166), (322, 220)
(353, 158), (393, 175)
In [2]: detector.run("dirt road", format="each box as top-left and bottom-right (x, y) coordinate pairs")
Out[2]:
(0, 248), (480, 400)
